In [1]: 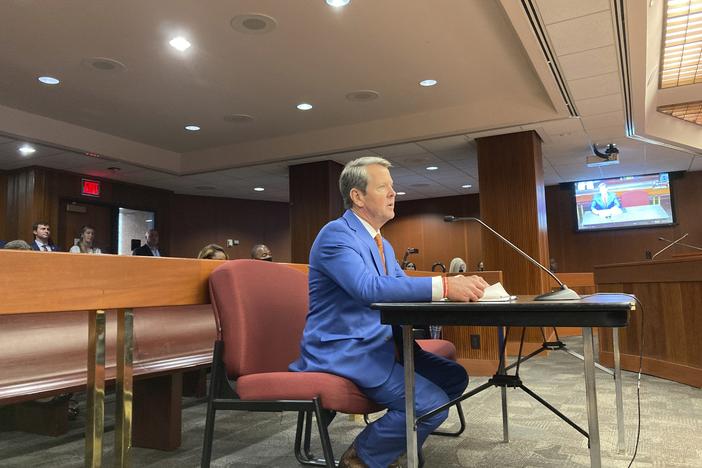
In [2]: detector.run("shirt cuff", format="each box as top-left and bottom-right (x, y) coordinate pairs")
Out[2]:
(431, 276), (444, 301)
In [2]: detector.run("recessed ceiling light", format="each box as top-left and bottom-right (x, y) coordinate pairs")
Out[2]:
(254, 187), (265, 192)
(297, 103), (313, 111)
(195, 185), (216, 191)
(461, 184), (472, 188)
(169, 36), (192, 51)
(81, 57), (127, 73)
(108, 166), (121, 172)
(419, 79), (438, 87)
(396, 191), (406, 195)
(185, 125), (201, 131)
(426, 166), (438, 171)
(19, 144), (36, 156)
(38, 76), (60, 85)
(326, 0), (351, 7)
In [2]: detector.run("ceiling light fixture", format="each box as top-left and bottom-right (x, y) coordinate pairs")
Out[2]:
(185, 125), (201, 131)
(38, 76), (60, 85)
(396, 191), (406, 195)
(326, 0), (351, 7)
(419, 79), (438, 87)
(426, 166), (438, 171)
(296, 103), (313, 111)
(19, 144), (36, 156)
(461, 184), (472, 189)
(254, 187), (265, 192)
(169, 36), (192, 51)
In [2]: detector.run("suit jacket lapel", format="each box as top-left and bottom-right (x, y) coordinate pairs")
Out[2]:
(343, 210), (386, 275)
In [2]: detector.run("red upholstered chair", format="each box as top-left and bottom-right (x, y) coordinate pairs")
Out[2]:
(201, 260), (383, 468)
(619, 190), (650, 208)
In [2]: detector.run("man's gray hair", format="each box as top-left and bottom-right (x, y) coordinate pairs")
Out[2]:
(339, 156), (392, 210)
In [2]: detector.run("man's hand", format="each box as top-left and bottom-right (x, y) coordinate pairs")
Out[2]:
(446, 275), (489, 302)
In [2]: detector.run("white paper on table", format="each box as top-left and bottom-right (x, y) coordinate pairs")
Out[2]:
(477, 282), (516, 302)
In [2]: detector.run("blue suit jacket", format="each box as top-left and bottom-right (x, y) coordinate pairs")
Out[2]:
(289, 210), (432, 388)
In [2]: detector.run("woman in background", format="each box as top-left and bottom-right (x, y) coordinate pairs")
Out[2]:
(69, 225), (101, 254)
(197, 244), (228, 260)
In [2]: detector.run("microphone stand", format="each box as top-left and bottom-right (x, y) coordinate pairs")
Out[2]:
(652, 233), (695, 259)
(439, 215), (615, 443)
(444, 216), (580, 301)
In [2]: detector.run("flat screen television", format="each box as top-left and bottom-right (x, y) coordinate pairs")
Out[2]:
(574, 172), (675, 231)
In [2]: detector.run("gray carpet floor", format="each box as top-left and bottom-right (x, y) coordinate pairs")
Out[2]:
(1, 336), (701, 467)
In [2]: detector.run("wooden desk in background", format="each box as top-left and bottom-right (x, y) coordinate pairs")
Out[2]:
(595, 255), (702, 388)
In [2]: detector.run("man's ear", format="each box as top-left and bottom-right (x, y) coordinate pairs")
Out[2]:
(350, 188), (364, 207)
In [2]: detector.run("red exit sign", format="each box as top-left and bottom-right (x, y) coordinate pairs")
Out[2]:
(81, 178), (101, 197)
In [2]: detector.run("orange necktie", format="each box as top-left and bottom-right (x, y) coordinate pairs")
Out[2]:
(374, 233), (387, 274)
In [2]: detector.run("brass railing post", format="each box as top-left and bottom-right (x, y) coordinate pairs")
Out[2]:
(86, 309), (106, 468)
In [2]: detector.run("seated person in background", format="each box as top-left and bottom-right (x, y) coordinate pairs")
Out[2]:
(590, 182), (622, 217)
(4, 239), (32, 250)
(132, 229), (163, 256)
(289, 156), (488, 468)
(449, 257), (467, 273)
(30, 221), (60, 251)
(197, 243), (228, 260)
(69, 225), (102, 254)
(250, 243), (272, 261)
(0, 240), (5, 248)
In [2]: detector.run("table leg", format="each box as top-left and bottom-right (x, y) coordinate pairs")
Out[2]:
(613, 328), (625, 453)
(582, 327), (601, 468)
(501, 387), (509, 442)
(403, 324), (418, 468)
(86, 309), (106, 468)
(116, 308), (134, 467)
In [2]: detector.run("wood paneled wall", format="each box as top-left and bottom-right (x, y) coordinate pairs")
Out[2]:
(169, 194), (290, 261)
(0, 166), (291, 261)
(382, 194), (482, 272)
(547, 171), (702, 272)
(289, 161), (343, 263)
(0, 171), (7, 241)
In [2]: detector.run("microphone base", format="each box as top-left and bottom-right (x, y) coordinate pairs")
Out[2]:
(534, 287), (581, 301)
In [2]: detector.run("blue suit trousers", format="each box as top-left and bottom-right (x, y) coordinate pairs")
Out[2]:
(354, 350), (468, 468)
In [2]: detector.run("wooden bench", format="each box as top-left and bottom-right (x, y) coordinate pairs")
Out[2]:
(0, 305), (216, 449)
(0, 250), (224, 466)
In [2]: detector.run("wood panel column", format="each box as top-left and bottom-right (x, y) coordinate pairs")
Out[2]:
(289, 161), (344, 263)
(476, 131), (551, 351)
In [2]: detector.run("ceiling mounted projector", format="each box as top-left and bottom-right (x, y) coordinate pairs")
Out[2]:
(587, 143), (619, 167)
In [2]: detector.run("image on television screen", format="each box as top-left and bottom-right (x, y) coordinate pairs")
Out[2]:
(574, 173), (674, 231)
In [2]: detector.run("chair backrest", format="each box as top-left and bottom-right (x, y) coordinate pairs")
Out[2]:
(619, 190), (649, 208)
(209, 259), (309, 378)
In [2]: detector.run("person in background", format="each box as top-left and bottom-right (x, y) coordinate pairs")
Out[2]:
(69, 225), (102, 254)
(590, 182), (622, 217)
(4, 240), (32, 250)
(30, 221), (60, 251)
(448, 257), (467, 273)
(132, 229), (162, 256)
(250, 244), (272, 261)
(0, 240), (5, 248)
(289, 156), (488, 468)
(198, 244), (228, 260)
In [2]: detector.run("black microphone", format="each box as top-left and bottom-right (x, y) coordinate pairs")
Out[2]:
(658, 235), (702, 252)
(444, 215), (580, 301)
(651, 233), (689, 259)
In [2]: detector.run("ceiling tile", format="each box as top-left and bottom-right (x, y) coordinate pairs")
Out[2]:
(569, 72), (621, 101)
(416, 135), (470, 153)
(373, 143), (428, 158)
(585, 125), (626, 142)
(535, 0), (610, 25)
(581, 111), (625, 132)
(546, 11), (614, 57)
(558, 46), (619, 81)
(689, 157), (702, 171)
(575, 93), (623, 116)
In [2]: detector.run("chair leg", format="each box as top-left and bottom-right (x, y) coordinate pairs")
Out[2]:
(294, 410), (338, 467)
(313, 399), (336, 468)
(431, 401), (466, 437)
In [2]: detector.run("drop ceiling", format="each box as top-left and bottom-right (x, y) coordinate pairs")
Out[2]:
(0, 0), (699, 202)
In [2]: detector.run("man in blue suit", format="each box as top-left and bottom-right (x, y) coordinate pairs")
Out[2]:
(290, 157), (488, 468)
